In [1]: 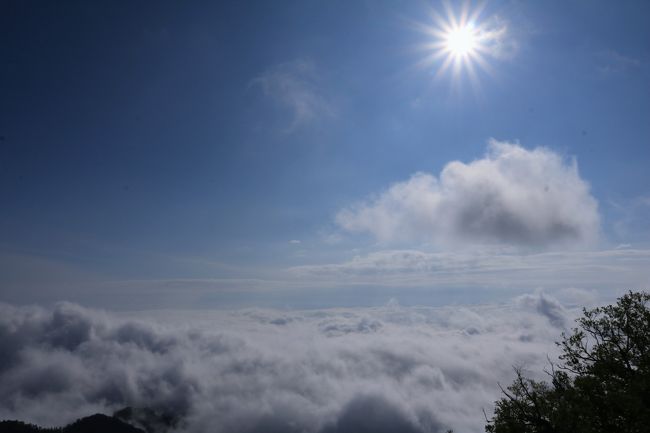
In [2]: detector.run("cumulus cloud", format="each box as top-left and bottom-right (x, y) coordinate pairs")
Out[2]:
(0, 298), (577, 433)
(253, 60), (333, 131)
(515, 291), (567, 328)
(337, 141), (600, 248)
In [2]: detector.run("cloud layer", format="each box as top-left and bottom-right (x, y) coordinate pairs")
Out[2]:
(289, 248), (650, 293)
(0, 297), (580, 433)
(337, 141), (599, 249)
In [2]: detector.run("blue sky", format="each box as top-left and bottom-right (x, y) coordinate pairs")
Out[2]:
(1, 0), (649, 309)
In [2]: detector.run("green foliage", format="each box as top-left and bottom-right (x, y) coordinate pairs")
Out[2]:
(485, 291), (650, 433)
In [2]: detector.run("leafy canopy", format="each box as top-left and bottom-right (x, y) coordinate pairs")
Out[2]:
(485, 291), (650, 433)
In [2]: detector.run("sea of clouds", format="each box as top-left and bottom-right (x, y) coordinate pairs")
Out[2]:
(0, 292), (590, 433)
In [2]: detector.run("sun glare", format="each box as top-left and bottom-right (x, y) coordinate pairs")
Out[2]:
(416, 3), (507, 84)
(445, 25), (477, 57)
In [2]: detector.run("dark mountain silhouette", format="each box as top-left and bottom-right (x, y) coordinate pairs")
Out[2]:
(0, 420), (56, 433)
(62, 414), (144, 433)
(113, 407), (178, 433)
(0, 408), (176, 433)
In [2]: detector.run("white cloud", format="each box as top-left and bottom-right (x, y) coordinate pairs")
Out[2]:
(253, 60), (333, 131)
(0, 296), (580, 433)
(337, 141), (600, 249)
(515, 291), (567, 328)
(289, 248), (650, 293)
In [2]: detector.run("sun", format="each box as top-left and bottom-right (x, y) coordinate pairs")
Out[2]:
(445, 24), (478, 58)
(415, 2), (507, 83)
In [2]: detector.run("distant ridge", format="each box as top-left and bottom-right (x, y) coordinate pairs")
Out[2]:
(0, 408), (176, 433)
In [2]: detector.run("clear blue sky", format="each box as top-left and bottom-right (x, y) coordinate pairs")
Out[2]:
(1, 0), (649, 308)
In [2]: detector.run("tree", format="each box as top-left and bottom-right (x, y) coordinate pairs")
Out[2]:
(485, 291), (650, 433)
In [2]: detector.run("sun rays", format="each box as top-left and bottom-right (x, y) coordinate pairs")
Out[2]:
(445, 24), (478, 58)
(416, 2), (511, 87)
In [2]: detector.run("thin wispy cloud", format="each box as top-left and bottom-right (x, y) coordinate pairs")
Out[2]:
(610, 195), (650, 243)
(289, 248), (650, 292)
(596, 49), (643, 76)
(474, 15), (517, 60)
(252, 60), (334, 132)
